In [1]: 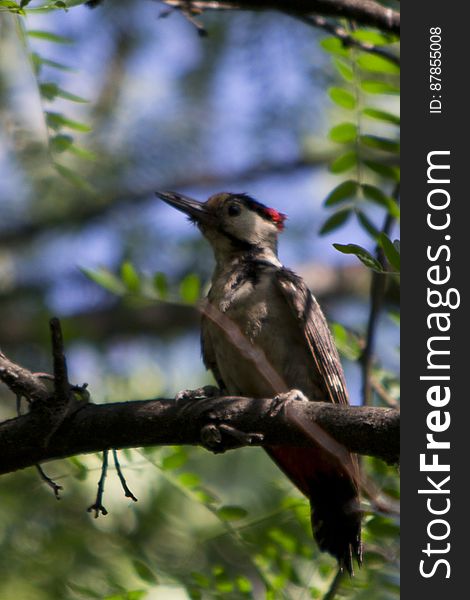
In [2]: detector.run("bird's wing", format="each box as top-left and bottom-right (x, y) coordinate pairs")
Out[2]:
(271, 268), (362, 573)
(275, 267), (350, 406)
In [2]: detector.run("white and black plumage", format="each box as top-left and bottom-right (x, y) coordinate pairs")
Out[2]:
(157, 190), (363, 573)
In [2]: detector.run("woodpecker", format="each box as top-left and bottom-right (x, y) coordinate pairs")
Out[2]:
(156, 190), (363, 573)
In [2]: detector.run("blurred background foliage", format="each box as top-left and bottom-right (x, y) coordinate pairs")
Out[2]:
(0, 1), (400, 599)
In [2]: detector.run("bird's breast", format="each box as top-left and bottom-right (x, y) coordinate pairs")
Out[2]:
(205, 269), (325, 401)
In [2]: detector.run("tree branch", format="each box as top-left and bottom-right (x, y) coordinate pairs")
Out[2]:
(163, 0), (400, 34)
(0, 157), (319, 249)
(0, 350), (399, 476)
(360, 183), (400, 405)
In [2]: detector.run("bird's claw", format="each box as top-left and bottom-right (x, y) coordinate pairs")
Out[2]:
(200, 423), (264, 453)
(175, 385), (220, 404)
(268, 389), (308, 417)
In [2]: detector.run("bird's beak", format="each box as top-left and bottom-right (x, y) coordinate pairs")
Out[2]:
(156, 191), (209, 224)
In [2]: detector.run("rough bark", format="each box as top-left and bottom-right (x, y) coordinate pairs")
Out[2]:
(163, 0), (400, 34)
(1, 350), (399, 475)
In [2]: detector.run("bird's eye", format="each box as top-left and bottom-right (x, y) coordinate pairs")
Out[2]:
(227, 203), (242, 217)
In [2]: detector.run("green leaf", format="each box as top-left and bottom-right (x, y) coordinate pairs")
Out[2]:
(236, 576), (253, 593)
(320, 37), (349, 57)
(46, 112), (92, 132)
(193, 489), (218, 504)
(366, 515), (400, 538)
(120, 261), (141, 293)
(40, 83), (87, 103)
(324, 180), (358, 206)
(333, 243), (384, 272)
(363, 107), (400, 126)
(363, 160), (400, 181)
(50, 134), (73, 153)
(360, 134), (400, 154)
(319, 209), (351, 235)
(331, 323), (361, 360)
(31, 52), (72, 74)
(112, 587), (146, 599)
(357, 53), (400, 75)
(361, 184), (400, 217)
(351, 30), (397, 46)
(56, 88), (88, 103)
(54, 163), (93, 192)
(216, 506), (248, 521)
(329, 122), (357, 143)
(153, 272), (169, 299)
(39, 82), (59, 100)
(356, 210), (380, 239)
(178, 472), (201, 489)
(132, 560), (158, 584)
(191, 572), (211, 588)
(379, 233), (401, 271)
(68, 456), (88, 481)
(28, 30), (73, 44)
(215, 579), (234, 593)
(0, 1), (25, 15)
(268, 528), (297, 552)
(361, 80), (400, 95)
(329, 87), (356, 110)
(179, 273), (200, 304)
(68, 144), (97, 161)
(161, 448), (187, 470)
(126, 593), (146, 600)
(329, 151), (357, 173)
(81, 267), (126, 295)
(40, 56), (73, 70)
(333, 58), (354, 81)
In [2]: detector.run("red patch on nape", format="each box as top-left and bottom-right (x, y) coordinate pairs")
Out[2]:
(264, 207), (287, 231)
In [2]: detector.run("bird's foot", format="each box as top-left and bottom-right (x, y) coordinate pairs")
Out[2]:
(175, 385), (220, 404)
(268, 389), (308, 417)
(200, 423), (264, 453)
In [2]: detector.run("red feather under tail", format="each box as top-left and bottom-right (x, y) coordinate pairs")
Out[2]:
(266, 446), (362, 574)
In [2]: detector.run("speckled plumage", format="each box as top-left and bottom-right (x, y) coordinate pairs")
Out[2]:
(157, 190), (363, 573)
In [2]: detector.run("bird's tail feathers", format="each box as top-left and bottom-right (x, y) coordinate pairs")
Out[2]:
(267, 446), (362, 574)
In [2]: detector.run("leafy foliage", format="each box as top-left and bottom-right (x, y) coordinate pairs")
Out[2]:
(0, 6), (400, 600)
(320, 28), (400, 271)
(8, 6), (94, 189)
(317, 27), (401, 599)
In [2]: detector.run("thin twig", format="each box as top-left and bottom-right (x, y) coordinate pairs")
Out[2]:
(360, 183), (400, 406)
(87, 450), (109, 518)
(112, 449), (138, 502)
(291, 13), (399, 66)
(36, 464), (63, 499)
(180, 3), (209, 36)
(49, 317), (70, 406)
(370, 375), (398, 408)
(42, 318), (78, 448)
(13, 389), (63, 498)
(0, 351), (49, 402)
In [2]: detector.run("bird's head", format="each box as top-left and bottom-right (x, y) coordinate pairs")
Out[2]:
(156, 191), (286, 262)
